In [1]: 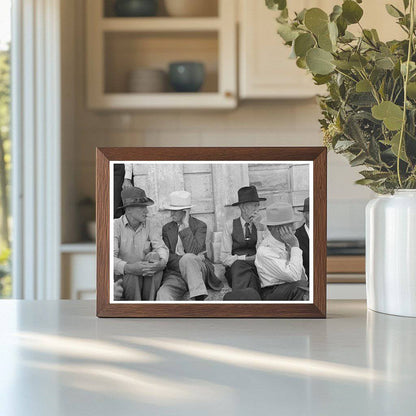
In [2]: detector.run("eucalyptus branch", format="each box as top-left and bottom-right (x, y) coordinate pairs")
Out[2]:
(358, 69), (381, 104)
(397, 0), (415, 187)
(334, 68), (358, 83)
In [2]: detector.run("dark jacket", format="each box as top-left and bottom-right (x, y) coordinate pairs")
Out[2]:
(295, 224), (309, 278)
(162, 216), (223, 291)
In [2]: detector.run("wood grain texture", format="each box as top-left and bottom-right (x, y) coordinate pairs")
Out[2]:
(327, 256), (365, 274)
(96, 147), (327, 318)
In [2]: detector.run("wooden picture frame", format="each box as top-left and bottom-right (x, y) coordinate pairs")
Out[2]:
(97, 147), (327, 318)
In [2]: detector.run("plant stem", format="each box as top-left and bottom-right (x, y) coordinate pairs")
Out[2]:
(334, 68), (357, 83)
(397, 0), (415, 188)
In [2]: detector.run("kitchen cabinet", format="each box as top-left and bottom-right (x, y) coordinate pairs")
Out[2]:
(238, 0), (405, 99)
(86, 0), (237, 109)
(239, 0), (327, 99)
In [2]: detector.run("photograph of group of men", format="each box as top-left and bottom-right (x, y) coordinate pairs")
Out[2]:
(112, 163), (311, 302)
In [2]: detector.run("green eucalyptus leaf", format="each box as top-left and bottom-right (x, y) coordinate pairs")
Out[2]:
(393, 61), (402, 78)
(339, 31), (356, 42)
(350, 152), (368, 167)
(342, 0), (363, 24)
(375, 56), (396, 70)
(359, 170), (391, 180)
(385, 4), (404, 18)
(277, 23), (299, 42)
(334, 139), (356, 152)
(304, 8), (329, 35)
(266, 0), (287, 11)
(401, 61), (416, 77)
(306, 47), (335, 75)
(296, 57), (307, 69)
(407, 82), (416, 99)
(350, 53), (368, 69)
(318, 31), (334, 52)
(355, 178), (377, 185)
(363, 29), (374, 44)
(381, 132), (409, 162)
(330, 5), (343, 22)
(280, 8), (289, 19)
(295, 8), (307, 22)
(356, 79), (372, 92)
(313, 74), (332, 85)
(372, 101), (404, 130)
(349, 92), (377, 107)
(328, 21), (338, 44)
(369, 137), (381, 162)
(371, 29), (380, 42)
(333, 59), (353, 70)
(294, 33), (315, 57)
(336, 15), (348, 36)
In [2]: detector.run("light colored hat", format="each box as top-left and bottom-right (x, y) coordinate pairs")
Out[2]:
(165, 190), (193, 210)
(264, 202), (301, 226)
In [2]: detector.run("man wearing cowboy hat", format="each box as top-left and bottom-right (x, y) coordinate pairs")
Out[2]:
(156, 191), (223, 301)
(220, 185), (266, 299)
(295, 197), (310, 278)
(255, 202), (309, 301)
(113, 187), (169, 301)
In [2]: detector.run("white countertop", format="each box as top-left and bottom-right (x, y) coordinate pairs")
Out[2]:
(0, 300), (415, 415)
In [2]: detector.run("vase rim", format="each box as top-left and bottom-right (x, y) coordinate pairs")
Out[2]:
(395, 189), (416, 194)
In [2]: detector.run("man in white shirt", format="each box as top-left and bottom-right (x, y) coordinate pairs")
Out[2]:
(295, 197), (310, 278)
(255, 202), (309, 301)
(220, 186), (266, 300)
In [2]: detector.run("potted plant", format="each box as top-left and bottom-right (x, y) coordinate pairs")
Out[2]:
(266, 0), (416, 316)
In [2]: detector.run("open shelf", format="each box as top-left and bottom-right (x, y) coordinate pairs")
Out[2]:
(104, 31), (219, 94)
(86, 0), (236, 109)
(103, 0), (219, 18)
(101, 17), (221, 32)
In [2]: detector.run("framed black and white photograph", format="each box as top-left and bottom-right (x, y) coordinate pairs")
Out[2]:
(97, 147), (327, 318)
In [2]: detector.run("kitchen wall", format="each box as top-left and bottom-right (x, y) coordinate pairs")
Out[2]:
(61, 0), (374, 243)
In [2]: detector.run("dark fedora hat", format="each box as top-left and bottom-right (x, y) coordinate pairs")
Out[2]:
(231, 186), (266, 206)
(118, 187), (154, 209)
(298, 197), (309, 212)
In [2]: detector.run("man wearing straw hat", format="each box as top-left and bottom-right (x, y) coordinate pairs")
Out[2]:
(295, 197), (310, 278)
(156, 191), (223, 301)
(113, 187), (169, 301)
(220, 186), (266, 299)
(255, 202), (309, 301)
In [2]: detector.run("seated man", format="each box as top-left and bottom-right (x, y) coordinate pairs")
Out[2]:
(113, 187), (169, 301)
(157, 191), (223, 301)
(295, 197), (310, 279)
(220, 186), (266, 300)
(255, 202), (309, 301)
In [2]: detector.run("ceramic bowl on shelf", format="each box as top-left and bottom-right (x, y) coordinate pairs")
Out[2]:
(164, 0), (217, 17)
(168, 62), (205, 92)
(114, 0), (158, 17)
(127, 68), (167, 93)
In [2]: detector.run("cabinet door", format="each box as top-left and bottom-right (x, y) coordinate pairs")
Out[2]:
(239, 0), (405, 99)
(239, 0), (323, 99)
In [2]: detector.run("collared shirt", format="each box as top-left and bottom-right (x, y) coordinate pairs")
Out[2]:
(113, 215), (169, 275)
(220, 217), (264, 267)
(175, 224), (186, 255)
(255, 231), (306, 288)
(305, 224), (309, 237)
(240, 216), (252, 238)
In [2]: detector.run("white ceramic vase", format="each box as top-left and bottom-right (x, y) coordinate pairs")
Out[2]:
(366, 190), (416, 317)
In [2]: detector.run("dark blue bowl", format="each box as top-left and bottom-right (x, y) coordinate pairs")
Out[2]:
(169, 62), (205, 93)
(114, 0), (158, 17)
